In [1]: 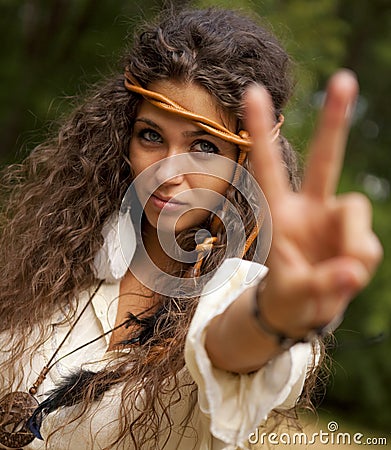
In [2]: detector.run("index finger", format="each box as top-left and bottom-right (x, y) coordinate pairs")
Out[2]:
(302, 70), (359, 199)
(245, 86), (290, 207)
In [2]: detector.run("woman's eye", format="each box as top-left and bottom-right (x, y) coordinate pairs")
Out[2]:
(191, 140), (219, 155)
(139, 129), (163, 143)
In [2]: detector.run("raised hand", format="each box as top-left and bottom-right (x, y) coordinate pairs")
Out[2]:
(245, 71), (383, 339)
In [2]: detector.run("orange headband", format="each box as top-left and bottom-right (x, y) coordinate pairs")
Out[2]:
(123, 70), (284, 150)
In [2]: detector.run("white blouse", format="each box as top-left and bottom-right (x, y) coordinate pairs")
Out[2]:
(1, 258), (314, 450)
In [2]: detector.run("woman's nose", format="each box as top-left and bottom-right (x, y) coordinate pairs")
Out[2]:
(153, 154), (186, 186)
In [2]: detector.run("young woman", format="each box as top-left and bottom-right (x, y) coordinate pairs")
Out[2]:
(0, 6), (382, 450)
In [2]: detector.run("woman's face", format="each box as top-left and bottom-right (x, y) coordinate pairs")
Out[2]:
(129, 80), (239, 234)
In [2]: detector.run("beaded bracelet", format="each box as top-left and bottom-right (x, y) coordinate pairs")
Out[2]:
(252, 281), (336, 350)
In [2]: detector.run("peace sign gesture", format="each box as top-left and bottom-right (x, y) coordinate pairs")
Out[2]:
(246, 71), (383, 340)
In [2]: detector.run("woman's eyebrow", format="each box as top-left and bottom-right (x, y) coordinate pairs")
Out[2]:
(182, 130), (210, 138)
(136, 118), (211, 138)
(134, 117), (162, 131)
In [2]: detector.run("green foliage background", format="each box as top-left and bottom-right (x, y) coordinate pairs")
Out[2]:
(1, 0), (390, 435)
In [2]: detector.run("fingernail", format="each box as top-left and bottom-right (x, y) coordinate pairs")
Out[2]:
(345, 103), (353, 121)
(345, 97), (360, 124)
(328, 69), (359, 122)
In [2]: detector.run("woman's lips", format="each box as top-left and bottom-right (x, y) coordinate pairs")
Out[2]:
(150, 194), (187, 212)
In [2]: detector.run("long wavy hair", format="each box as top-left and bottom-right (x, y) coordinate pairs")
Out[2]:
(0, 6), (325, 449)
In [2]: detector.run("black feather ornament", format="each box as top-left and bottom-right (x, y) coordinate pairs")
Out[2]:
(27, 369), (122, 440)
(26, 304), (164, 440)
(120, 307), (165, 345)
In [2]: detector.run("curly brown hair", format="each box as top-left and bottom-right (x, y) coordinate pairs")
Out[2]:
(0, 5), (324, 449)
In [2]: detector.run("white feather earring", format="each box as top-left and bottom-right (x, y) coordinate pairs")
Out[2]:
(93, 206), (137, 283)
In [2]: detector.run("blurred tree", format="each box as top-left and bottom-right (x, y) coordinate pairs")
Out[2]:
(0, 0), (164, 165)
(338, 0), (391, 181)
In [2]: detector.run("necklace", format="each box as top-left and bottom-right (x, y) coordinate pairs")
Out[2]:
(0, 281), (132, 449)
